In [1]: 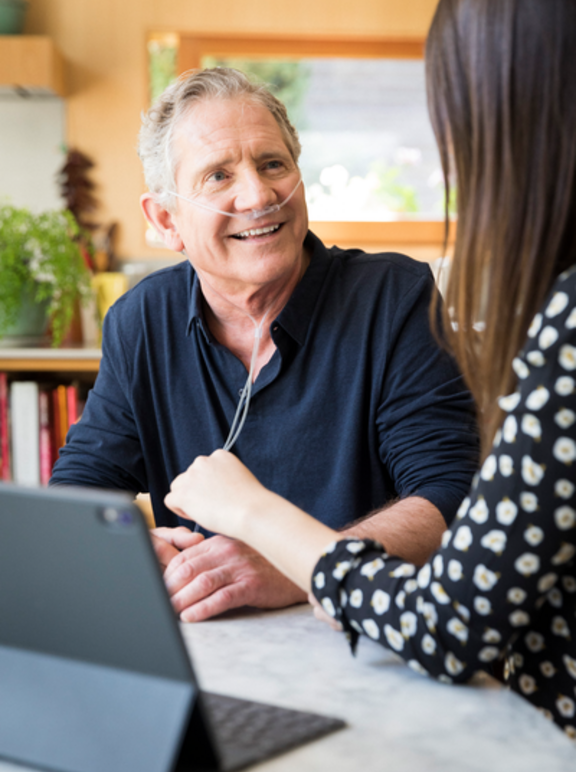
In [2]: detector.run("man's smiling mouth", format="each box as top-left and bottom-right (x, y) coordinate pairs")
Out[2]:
(231, 223), (281, 240)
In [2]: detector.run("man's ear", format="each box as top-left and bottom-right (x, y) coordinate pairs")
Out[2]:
(140, 193), (185, 252)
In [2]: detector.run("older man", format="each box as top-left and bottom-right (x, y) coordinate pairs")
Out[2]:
(51, 68), (478, 622)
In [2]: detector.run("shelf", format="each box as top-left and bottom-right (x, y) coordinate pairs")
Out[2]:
(0, 348), (101, 373)
(0, 36), (65, 97)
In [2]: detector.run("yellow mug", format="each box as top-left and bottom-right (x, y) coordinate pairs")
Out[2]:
(91, 273), (129, 325)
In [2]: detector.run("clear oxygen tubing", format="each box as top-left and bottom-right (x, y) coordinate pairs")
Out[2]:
(191, 304), (271, 533)
(222, 307), (271, 452)
(188, 305), (267, 535)
(167, 176), (303, 221)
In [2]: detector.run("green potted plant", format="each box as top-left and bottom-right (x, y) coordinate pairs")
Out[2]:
(0, 204), (91, 347)
(0, 0), (28, 35)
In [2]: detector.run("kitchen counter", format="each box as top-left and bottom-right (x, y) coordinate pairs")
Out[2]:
(181, 604), (575, 772)
(0, 603), (573, 772)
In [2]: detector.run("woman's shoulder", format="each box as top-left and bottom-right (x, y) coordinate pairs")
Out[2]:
(542, 264), (576, 324)
(501, 265), (576, 425)
(545, 264), (576, 314)
(522, 265), (576, 359)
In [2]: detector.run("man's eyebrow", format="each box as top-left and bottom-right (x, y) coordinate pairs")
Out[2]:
(254, 149), (292, 163)
(194, 157), (235, 176)
(190, 148), (293, 180)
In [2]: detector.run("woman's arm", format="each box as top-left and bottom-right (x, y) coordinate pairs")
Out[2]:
(164, 450), (338, 592)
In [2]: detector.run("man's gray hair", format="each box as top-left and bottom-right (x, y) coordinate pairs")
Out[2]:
(138, 67), (302, 211)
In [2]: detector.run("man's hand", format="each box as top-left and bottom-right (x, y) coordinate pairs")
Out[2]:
(150, 526), (205, 572)
(162, 534), (307, 622)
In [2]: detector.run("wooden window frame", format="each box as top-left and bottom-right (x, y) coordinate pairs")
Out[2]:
(164, 32), (455, 255)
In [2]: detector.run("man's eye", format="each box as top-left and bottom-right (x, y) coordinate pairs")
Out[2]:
(208, 171), (227, 182)
(265, 160), (283, 170)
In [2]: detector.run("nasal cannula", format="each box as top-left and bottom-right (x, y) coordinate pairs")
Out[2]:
(168, 177), (302, 222)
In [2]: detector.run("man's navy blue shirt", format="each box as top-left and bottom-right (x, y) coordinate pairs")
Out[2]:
(51, 232), (479, 531)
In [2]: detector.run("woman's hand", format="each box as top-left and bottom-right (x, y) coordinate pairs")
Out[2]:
(164, 449), (269, 539)
(165, 450), (339, 595)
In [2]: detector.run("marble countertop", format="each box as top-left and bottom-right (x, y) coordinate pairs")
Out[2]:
(180, 604), (575, 772)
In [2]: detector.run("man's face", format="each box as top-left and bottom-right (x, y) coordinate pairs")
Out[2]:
(169, 97), (308, 294)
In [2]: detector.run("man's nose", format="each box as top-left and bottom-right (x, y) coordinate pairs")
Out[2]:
(232, 170), (276, 213)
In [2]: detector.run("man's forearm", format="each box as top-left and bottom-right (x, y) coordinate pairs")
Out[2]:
(341, 496), (446, 566)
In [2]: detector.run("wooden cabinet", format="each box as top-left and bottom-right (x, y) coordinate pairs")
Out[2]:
(0, 36), (65, 96)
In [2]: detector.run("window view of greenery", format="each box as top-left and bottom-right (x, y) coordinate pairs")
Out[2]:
(148, 42), (445, 221)
(202, 57), (311, 129)
(148, 36), (178, 103)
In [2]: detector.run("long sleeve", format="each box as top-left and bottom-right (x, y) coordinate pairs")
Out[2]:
(373, 268), (479, 522)
(50, 304), (148, 493)
(312, 266), (576, 736)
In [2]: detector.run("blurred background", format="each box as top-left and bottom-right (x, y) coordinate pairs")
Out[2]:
(0, 0), (448, 267)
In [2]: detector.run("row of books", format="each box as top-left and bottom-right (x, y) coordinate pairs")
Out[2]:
(0, 373), (84, 487)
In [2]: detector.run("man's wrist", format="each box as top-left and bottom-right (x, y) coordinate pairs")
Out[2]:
(337, 496), (445, 565)
(340, 518), (381, 541)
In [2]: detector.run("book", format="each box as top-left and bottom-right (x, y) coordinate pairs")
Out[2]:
(2, 379), (85, 485)
(39, 389), (53, 486)
(0, 372), (10, 481)
(10, 381), (40, 487)
(57, 384), (68, 447)
(52, 384), (69, 460)
(51, 387), (61, 461)
(66, 384), (78, 427)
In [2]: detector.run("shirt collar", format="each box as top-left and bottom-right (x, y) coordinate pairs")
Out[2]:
(185, 230), (332, 346)
(186, 264), (203, 334)
(275, 231), (332, 346)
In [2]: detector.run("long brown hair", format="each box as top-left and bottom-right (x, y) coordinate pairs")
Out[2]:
(426, 0), (576, 457)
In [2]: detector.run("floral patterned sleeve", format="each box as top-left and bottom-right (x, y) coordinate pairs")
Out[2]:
(311, 267), (576, 739)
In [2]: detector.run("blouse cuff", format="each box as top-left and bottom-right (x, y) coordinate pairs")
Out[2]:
(311, 537), (387, 655)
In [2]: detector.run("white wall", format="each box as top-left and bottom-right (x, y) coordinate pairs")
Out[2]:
(0, 95), (65, 212)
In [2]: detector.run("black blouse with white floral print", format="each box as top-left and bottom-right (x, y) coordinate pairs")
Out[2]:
(312, 265), (576, 739)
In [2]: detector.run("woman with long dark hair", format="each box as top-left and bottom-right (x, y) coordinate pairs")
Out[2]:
(165, 0), (576, 737)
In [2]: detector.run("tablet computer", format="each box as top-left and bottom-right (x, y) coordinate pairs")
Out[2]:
(0, 484), (345, 772)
